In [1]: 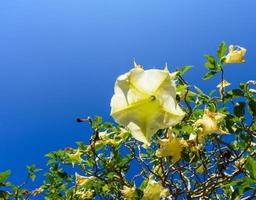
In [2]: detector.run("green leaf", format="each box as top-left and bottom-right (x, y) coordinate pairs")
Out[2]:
(248, 99), (256, 117)
(0, 170), (11, 183)
(93, 116), (102, 128)
(245, 156), (256, 180)
(227, 89), (244, 98)
(30, 174), (36, 182)
(178, 65), (193, 76)
(228, 177), (255, 200)
(234, 102), (245, 118)
(194, 86), (206, 96)
(239, 83), (247, 91)
(205, 54), (215, 64)
(139, 178), (148, 190)
(209, 89), (216, 96)
(0, 190), (9, 199)
(204, 54), (218, 71)
(217, 41), (227, 59)
(205, 61), (216, 70)
(203, 71), (217, 80)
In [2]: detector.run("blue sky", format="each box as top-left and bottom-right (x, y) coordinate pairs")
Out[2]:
(0, 0), (255, 187)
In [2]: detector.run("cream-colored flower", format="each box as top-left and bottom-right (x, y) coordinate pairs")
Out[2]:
(75, 189), (94, 199)
(75, 173), (95, 186)
(117, 127), (130, 139)
(142, 179), (163, 200)
(110, 66), (185, 145)
(98, 131), (109, 139)
(68, 149), (83, 166)
(194, 109), (226, 141)
(217, 79), (231, 98)
(121, 186), (136, 200)
(217, 79), (231, 90)
(160, 188), (170, 198)
(156, 132), (187, 163)
(225, 45), (246, 63)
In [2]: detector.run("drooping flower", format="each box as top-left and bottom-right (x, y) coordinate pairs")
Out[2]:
(142, 179), (163, 200)
(67, 149), (83, 167)
(110, 65), (185, 145)
(225, 45), (246, 63)
(75, 173), (95, 186)
(217, 79), (231, 98)
(121, 186), (136, 200)
(194, 109), (226, 142)
(75, 189), (94, 199)
(156, 131), (187, 163)
(160, 188), (170, 198)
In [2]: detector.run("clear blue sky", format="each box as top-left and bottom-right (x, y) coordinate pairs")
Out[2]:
(0, 0), (255, 187)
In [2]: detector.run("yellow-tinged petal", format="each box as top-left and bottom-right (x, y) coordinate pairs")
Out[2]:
(196, 165), (204, 174)
(160, 188), (170, 198)
(75, 189), (94, 199)
(98, 131), (109, 139)
(110, 67), (185, 145)
(217, 80), (231, 89)
(75, 173), (95, 187)
(133, 60), (143, 69)
(142, 179), (163, 200)
(68, 149), (83, 166)
(225, 45), (246, 63)
(217, 79), (231, 98)
(121, 186), (136, 200)
(156, 133), (187, 163)
(194, 109), (226, 139)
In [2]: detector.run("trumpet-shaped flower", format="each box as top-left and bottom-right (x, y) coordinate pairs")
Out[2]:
(121, 186), (136, 200)
(75, 173), (95, 186)
(110, 66), (185, 145)
(225, 45), (246, 63)
(156, 132), (187, 163)
(142, 179), (163, 200)
(194, 109), (226, 140)
(67, 149), (83, 167)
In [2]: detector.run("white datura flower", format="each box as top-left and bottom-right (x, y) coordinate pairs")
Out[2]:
(121, 186), (136, 200)
(156, 132), (187, 163)
(142, 179), (163, 200)
(110, 66), (185, 145)
(194, 109), (226, 142)
(225, 45), (246, 63)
